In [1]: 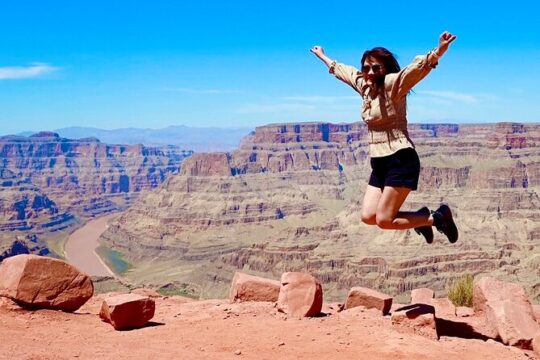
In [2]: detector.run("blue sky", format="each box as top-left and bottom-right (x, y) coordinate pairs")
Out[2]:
(1, 0), (539, 134)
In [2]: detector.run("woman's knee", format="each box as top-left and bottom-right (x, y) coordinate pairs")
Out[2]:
(376, 214), (395, 229)
(360, 212), (377, 225)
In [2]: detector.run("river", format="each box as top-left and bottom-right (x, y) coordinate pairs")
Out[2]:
(64, 213), (119, 276)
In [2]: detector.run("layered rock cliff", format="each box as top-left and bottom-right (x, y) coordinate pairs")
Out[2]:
(0, 132), (192, 259)
(99, 122), (540, 302)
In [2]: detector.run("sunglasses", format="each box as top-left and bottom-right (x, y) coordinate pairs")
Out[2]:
(362, 64), (382, 73)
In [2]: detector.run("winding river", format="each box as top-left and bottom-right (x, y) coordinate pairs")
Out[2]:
(64, 213), (119, 276)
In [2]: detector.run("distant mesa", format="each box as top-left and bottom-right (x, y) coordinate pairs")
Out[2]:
(30, 131), (61, 139)
(13, 125), (254, 152)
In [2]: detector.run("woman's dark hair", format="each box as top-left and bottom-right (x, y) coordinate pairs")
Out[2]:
(361, 47), (400, 74)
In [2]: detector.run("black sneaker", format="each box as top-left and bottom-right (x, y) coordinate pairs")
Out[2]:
(432, 204), (458, 243)
(414, 207), (434, 244)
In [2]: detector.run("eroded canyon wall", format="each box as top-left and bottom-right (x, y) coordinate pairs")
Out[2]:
(100, 122), (540, 302)
(0, 131), (192, 259)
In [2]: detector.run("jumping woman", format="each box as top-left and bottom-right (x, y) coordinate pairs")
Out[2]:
(311, 31), (458, 244)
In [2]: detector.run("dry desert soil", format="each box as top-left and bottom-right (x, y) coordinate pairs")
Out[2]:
(0, 295), (535, 360)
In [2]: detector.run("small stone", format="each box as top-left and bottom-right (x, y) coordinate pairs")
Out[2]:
(234, 350), (242, 355)
(278, 342), (285, 346)
(99, 294), (155, 330)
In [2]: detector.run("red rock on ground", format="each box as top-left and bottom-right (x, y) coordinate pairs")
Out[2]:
(0, 254), (93, 312)
(277, 272), (322, 317)
(411, 288), (435, 304)
(391, 304), (439, 341)
(409, 288), (455, 318)
(430, 298), (457, 318)
(473, 277), (539, 349)
(473, 277), (534, 317)
(485, 300), (540, 349)
(100, 293), (155, 330)
(229, 272), (280, 303)
(344, 286), (392, 315)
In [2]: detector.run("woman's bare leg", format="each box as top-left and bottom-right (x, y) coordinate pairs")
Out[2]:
(375, 186), (433, 230)
(360, 185), (382, 225)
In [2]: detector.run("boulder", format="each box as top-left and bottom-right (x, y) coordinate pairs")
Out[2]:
(430, 298), (456, 318)
(0, 254), (93, 312)
(344, 287), (392, 315)
(410, 288), (434, 304)
(473, 277), (534, 317)
(391, 304), (438, 340)
(229, 272), (280, 303)
(473, 277), (539, 349)
(277, 272), (322, 317)
(409, 288), (455, 318)
(99, 293), (155, 330)
(485, 300), (540, 349)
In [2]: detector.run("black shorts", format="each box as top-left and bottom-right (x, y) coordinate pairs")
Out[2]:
(368, 148), (421, 190)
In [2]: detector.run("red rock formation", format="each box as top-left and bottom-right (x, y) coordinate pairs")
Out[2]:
(411, 288), (435, 304)
(0, 254), (93, 311)
(99, 293), (155, 330)
(229, 272), (281, 303)
(473, 277), (534, 317)
(98, 122), (540, 304)
(277, 272), (323, 317)
(344, 287), (392, 315)
(485, 300), (540, 349)
(0, 132), (191, 256)
(391, 304), (439, 340)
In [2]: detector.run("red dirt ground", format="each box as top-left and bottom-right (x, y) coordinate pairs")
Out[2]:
(0, 295), (535, 360)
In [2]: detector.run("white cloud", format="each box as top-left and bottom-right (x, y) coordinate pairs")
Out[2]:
(0, 63), (59, 80)
(161, 87), (241, 94)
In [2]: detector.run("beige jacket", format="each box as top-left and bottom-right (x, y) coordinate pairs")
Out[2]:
(330, 54), (434, 157)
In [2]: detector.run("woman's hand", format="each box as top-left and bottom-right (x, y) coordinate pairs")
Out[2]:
(310, 45), (325, 57)
(436, 31), (457, 55)
(310, 45), (334, 69)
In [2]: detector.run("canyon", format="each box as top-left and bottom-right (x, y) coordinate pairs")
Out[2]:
(0, 131), (192, 260)
(98, 122), (540, 303)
